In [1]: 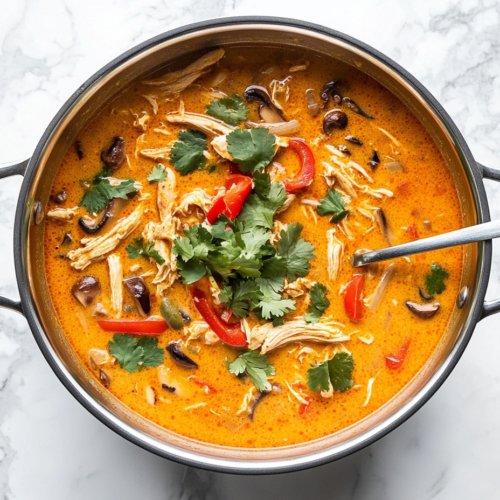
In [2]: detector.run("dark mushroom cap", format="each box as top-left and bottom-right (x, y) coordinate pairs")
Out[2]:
(323, 109), (348, 135)
(72, 276), (101, 307)
(342, 97), (374, 119)
(406, 301), (440, 319)
(320, 80), (342, 108)
(167, 341), (198, 369)
(345, 135), (363, 145)
(52, 191), (67, 204)
(78, 199), (117, 234)
(101, 136), (126, 170)
(243, 85), (285, 122)
(124, 276), (150, 316)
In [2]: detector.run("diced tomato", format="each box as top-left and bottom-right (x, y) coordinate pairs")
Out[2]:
(386, 341), (411, 369)
(407, 224), (419, 241)
(344, 274), (365, 321)
(97, 319), (167, 335)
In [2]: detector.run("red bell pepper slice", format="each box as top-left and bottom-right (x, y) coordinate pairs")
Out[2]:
(386, 341), (411, 369)
(407, 224), (419, 241)
(97, 319), (167, 335)
(283, 139), (316, 193)
(344, 274), (365, 321)
(206, 175), (252, 224)
(189, 279), (247, 347)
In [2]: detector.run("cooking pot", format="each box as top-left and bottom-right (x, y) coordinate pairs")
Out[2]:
(1, 16), (499, 475)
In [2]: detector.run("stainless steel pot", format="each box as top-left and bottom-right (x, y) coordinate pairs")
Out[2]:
(1, 16), (500, 475)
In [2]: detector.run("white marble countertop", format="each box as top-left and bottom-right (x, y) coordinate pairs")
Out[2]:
(2, 0), (500, 498)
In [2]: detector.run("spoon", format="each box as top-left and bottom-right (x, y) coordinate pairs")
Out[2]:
(351, 219), (500, 267)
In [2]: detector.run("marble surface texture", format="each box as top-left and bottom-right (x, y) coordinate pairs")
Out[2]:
(1, 0), (500, 498)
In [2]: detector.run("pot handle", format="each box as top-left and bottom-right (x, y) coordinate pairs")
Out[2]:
(0, 158), (29, 315)
(479, 162), (500, 319)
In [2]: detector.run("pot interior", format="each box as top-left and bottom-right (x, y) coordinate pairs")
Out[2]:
(22, 22), (485, 469)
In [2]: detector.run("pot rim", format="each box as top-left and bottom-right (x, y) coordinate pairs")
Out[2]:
(13, 16), (491, 474)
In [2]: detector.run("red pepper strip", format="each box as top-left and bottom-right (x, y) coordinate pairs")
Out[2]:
(344, 274), (365, 321)
(298, 402), (310, 416)
(407, 224), (419, 241)
(386, 341), (411, 369)
(97, 319), (167, 335)
(189, 377), (218, 394)
(189, 284), (247, 347)
(206, 175), (252, 224)
(283, 139), (316, 193)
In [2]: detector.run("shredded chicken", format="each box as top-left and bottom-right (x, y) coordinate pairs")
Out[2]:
(142, 48), (225, 97)
(68, 205), (144, 270)
(320, 380), (334, 399)
(157, 168), (177, 219)
(133, 112), (149, 131)
(275, 194), (296, 215)
(237, 386), (257, 415)
(107, 254), (123, 318)
(283, 277), (316, 298)
(269, 77), (291, 111)
(139, 146), (172, 160)
(184, 320), (212, 341)
(46, 206), (79, 221)
(326, 229), (344, 281)
(269, 220), (287, 245)
(167, 111), (233, 138)
(174, 188), (216, 217)
(142, 94), (158, 114)
(268, 162), (286, 182)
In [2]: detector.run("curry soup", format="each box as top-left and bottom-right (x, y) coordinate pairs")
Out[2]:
(43, 46), (463, 448)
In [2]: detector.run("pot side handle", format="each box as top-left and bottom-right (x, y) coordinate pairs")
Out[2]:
(0, 159), (29, 316)
(479, 162), (500, 320)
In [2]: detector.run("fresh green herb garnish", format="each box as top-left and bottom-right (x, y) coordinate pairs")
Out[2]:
(317, 189), (349, 223)
(206, 94), (249, 126)
(304, 283), (330, 323)
(79, 169), (136, 214)
(147, 164), (168, 183)
(126, 237), (165, 265)
(207, 164), (217, 174)
(170, 129), (207, 175)
(425, 264), (449, 295)
(307, 352), (354, 393)
(226, 128), (276, 174)
(108, 334), (164, 373)
(276, 223), (316, 280)
(226, 350), (275, 391)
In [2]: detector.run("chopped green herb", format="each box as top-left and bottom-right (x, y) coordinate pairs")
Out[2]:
(79, 175), (136, 214)
(207, 164), (217, 174)
(126, 237), (165, 265)
(226, 128), (276, 174)
(425, 264), (449, 295)
(307, 352), (354, 392)
(304, 283), (330, 323)
(256, 276), (296, 319)
(170, 129), (207, 175)
(317, 189), (349, 223)
(226, 350), (275, 391)
(206, 94), (249, 126)
(108, 334), (164, 373)
(277, 223), (316, 280)
(147, 164), (168, 183)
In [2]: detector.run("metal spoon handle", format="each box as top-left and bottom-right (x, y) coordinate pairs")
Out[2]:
(352, 219), (500, 267)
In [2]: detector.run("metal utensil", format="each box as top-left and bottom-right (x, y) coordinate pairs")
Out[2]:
(352, 219), (500, 267)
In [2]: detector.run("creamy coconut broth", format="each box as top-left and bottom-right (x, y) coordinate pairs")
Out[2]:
(43, 46), (463, 448)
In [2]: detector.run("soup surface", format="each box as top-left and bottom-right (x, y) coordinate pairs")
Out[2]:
(44, 46), (463, 448)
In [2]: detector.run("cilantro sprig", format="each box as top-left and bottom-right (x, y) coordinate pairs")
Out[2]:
(226, 350), (275, 392)
(206, 94), (249, 126)
(108, 334), (164, 373)
(304, 283), (330, 323)
(170, 129), (207, 175)
(425, 264), (449, 295)
(147, 164), (168, 183)
(317, 189), (349, 223)
(126, 237), (165, 265)
(227, 128), (276, 173)
(307, 352), (354, 393)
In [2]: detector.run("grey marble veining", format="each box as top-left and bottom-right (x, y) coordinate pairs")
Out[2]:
(2, 0), (500, 498)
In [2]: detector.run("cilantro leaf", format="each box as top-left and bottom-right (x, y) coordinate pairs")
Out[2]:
(206, 94), (249, 126)
(170, 129), (207, 175)
(79, 178), (136, 214)
(255, 277), (296, 319)
(172, 237), (195, 261)
(176, 258), (207, 284)
(93, 165), (112, 184)
(260, 256), (287, 278)
(126, 237), (165, 265)
(425, 264), (449, 295)
(227, 128), (276, 173)
(207, 164), (217, 174)
(305, 283), (330, 323)
(147, 164), (168, 183)
(238, 182), (286, 229)
(317, 189), (349, 223)
(108, 334), (145, 373)
(229, 280), (261, 318)
(307, 352), (354, 392)
(138, 337), (165, 368)
(277, 223), (315, 280)
(226, 350), (275, 391)
(252, 170), (271, 198)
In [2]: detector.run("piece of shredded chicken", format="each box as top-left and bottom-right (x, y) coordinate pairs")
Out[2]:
(139, 146), (172, 160)
(68, 205), (144, 270)
(107, 254), (122, 318)
(46, 206), (79, 221)
(142, 94), (158, 114)
(269, 220), (287, 245)
(167, 111), (233, 138)
(237, 386), (258, 415)
(326, 229), (344, 281)
(283, 277), (315, 298)
(275, 194), (296, 215)
(268, 162), (286, 182)
(174, 188), (217, 217)
(142, 48), (225, 97)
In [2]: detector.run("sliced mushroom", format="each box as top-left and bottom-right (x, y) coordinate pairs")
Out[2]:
(406, 301), (440, 319)
(345, 135), (363, 145)
(75, 140), (84, 160)
(99, 369), (111, 387)
(342, 97), (374, 119)
(52, 191), (67, 204)
(72, 276), (101, 307)
(374, 208), (395, 246)
(386, 161), (405, 173)
(145, 386), (156, 405)
(305, 88), (320, 116)
(243, 85), (284, 123)
(61, 233), (73, 246)
(338, 145), (351, 155)
(78, 198), (121, 235)
(179, 310), (191, 323)
(167, 340), (198, 369)
(101, 136), (126, 170)
(248, 383), (281, 421)
(369, 150), (380, 170)
(90, 302), (109, 317)
(320, 81), (342, 108)
(88, 348), (110, 369)
(124, 276), (150, 317)
(245, 119), (300, 136)
(323, 109), (348, 135)
(158, 365), (184, 396)
(419, 288), (434, 301)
